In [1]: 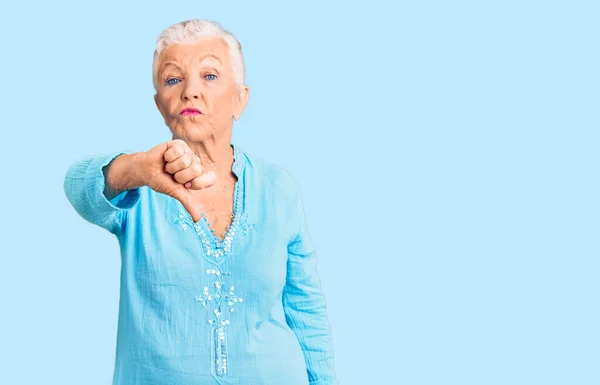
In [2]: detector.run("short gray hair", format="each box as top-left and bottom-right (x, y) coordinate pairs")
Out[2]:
(152, 20), (245, 90)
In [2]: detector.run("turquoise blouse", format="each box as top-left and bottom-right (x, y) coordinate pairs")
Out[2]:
(63, 143), (338, 385)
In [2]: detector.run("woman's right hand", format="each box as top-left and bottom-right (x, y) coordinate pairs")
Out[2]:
(138, 139), (216, 222)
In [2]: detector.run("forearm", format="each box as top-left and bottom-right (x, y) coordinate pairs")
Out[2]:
(284, 273), (338, 384)
(103, 152), (147, 200)
(283, 173), (338, 383)
(64, 152), (142, 234)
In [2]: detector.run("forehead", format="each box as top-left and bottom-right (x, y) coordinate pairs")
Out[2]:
(158, 38), (230, 67)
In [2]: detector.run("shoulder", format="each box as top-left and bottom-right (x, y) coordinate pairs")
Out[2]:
(243, 150), (302, 198)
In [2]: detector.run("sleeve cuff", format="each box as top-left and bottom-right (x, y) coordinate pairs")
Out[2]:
(84, 152), (141, 214)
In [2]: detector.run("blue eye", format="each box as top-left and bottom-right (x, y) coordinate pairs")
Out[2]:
(205, 74), (217, 81)
(166, 78), (180, 86)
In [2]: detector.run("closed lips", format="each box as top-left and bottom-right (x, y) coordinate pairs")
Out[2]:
(180, 108), (201, 115)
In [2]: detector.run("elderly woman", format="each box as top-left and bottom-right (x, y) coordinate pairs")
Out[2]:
(64, 20), (337, 385)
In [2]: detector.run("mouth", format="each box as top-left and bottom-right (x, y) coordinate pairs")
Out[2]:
(180, 108), (202, 116)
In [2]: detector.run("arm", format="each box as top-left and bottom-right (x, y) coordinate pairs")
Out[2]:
(283, 180), (339, 385)
(63, 152), (144, 235)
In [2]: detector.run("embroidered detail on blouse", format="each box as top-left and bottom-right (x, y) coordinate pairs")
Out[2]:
(170, 171), (254, 377)
(171, 209), (255, 265)
(194, 269), (244, 316)
(193, 267), (243, 377)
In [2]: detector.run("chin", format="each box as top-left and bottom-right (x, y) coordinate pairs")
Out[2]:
(172, 124), (212, 142)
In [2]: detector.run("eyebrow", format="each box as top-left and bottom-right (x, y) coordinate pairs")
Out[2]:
(198, 55), (222, 65)
(160, 55), (223, 73)
(161, 61), (182, 73)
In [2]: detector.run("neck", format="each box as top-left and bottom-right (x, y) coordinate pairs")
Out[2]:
(174, 134), (235, 177)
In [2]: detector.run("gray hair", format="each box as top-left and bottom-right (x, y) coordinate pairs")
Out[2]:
(152, 19), (245, 90)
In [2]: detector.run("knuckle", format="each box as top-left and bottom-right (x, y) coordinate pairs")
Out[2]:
(165, 153), (173, 163)
(163, 149), (173, 162)
(174, 171), (186, 184)
(168, 140), (183, 155)
(184, 153), (193, 167)
(193, 162), (202, 175)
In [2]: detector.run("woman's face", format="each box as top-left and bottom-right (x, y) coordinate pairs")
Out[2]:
(153, 38), (248, 142)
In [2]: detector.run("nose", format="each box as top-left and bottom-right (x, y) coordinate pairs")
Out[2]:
(182, 79), (201, 100)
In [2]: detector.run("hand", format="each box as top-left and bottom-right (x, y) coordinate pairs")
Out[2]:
(139, 139), (216, 222)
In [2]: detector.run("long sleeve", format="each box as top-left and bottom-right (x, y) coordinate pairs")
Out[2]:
(283, 180), (339, 385)
(63, 152), (141, 235)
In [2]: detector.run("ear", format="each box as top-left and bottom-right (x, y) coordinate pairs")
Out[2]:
(233, 85), (250, 121)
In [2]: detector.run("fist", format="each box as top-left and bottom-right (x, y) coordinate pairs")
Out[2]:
(140, 139), (216, 222)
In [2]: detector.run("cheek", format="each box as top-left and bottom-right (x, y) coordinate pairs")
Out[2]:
(156, 95), (171, 115)
(165, 96), (179, 113)
(210, 92), (235, 116)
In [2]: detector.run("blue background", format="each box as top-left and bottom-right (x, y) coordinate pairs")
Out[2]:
(1, 1), (598, 384)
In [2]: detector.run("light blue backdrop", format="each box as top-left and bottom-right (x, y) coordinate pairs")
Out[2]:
(0, 1), (598, 384)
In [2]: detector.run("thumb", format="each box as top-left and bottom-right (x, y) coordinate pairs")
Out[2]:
(171, 185), (203, 223)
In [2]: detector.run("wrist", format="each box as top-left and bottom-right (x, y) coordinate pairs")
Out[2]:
(130, 151), (149, 189)
(104, 152), (146, 200)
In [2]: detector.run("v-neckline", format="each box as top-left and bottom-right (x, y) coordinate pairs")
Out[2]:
(189, 143), (244, 247)
(169, 142), (253, 264)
